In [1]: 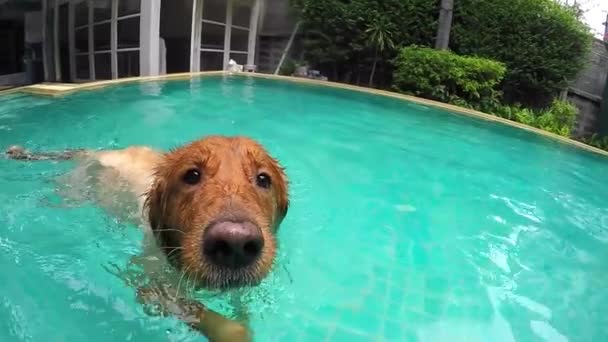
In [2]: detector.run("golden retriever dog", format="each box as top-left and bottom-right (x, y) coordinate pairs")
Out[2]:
(5, 136), (290, 342)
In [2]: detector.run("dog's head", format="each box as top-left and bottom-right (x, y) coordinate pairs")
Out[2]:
(144, 136), (289, 290)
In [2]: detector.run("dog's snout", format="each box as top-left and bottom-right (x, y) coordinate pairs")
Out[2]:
(202, 221), (264, 269)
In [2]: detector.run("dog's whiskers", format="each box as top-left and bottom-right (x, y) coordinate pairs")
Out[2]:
(156, 228), (185, 235)
(185, 269), (200, 296)
(176, 265), (192, 297)
(158, 246), (184, 250)
(164, 247), (184, 262)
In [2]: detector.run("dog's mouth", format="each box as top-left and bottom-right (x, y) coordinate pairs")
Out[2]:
(197, 218), (269, 290)
(156, 219), (273, 291)
(195, 266), (266, 290)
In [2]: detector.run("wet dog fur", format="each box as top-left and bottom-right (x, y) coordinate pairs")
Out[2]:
(5, 136), (289, 341)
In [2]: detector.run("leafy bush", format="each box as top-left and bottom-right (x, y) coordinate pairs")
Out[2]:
(279, 59), (297, 76)
(579, 134), (608, 151)
(534, 99), (578, 137)
(392, 46), (506, 112)
(492, 100), (578, 137)
(291, 0), (438, 86)
(449, 0), (593, 107)
(291, 0), (593, 106)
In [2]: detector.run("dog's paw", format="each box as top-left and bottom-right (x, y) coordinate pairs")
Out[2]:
(210, 322), (252, 342)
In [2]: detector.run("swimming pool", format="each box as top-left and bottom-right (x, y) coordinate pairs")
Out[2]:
(1, 75), (607, 341)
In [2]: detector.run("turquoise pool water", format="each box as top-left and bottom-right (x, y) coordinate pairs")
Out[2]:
(1, 75), (607, 342)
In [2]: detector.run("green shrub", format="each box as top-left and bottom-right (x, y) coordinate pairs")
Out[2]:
(450, 0), (593, 107)
(513, 107), (537, 127)
(279, 59), (297, 76)
(491, 99), (578, 137)
(534, 99), (578, 137)
(579, 134), (608, 151)
(392, 46), (506, 112)
(291, 0), (593, 106)
(290, 0), (445, 86)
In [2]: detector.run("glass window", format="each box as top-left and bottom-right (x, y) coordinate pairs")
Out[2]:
(92, 0), (112, 22)
(118, 17), (140, 49)
(94, 23), (111, 51)
(118, 51), (140, 77)
(118, 0), (140, 17)
(201, 22), (225, 50)
(230, 28), (248, 52)
(202, 0), (226, 22)
(94, 53), (112, 79)
(75, 1), (89, 27)
(76, 55), (90, 79)
(75, 27), (89, 53)
(232, 0), (252, 28)
(201, 51), (224, 71)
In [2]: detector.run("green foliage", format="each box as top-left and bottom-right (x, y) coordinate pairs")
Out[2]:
(291, 0), (593, 106)
(279, 59), (297, 76)
(450, 0), (594, 107)
(364, 17), (396, 54)
(290, 0), (437, 85)
(579, 134), (608, 151)
(534, 99), (578, 137)
(492, 99), (578, 137)
(365, 17), (396, 86)
(392, 46), (506, 112)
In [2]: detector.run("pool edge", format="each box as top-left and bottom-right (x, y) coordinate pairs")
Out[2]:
(3, 71), (608, 159)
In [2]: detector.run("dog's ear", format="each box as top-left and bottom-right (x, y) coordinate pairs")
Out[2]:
(144, 153), (172, 234)
(271, 159), (289, 225)
(145, 175), (167, 234)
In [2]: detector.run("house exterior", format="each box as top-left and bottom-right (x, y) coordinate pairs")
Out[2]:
(0, 0), (297, 86)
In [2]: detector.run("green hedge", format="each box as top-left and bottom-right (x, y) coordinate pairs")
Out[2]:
(291, 0), (593, 107)
(392, 46), (506, 112)
(391, 46), (578, 138)
(450, 0), (593, 107)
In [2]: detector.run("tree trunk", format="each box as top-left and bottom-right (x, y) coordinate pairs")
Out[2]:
(368, 51), (378, 87)
(435, 0), (454, 50)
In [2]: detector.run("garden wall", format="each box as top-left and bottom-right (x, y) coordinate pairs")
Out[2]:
(566, 39), (608, 137)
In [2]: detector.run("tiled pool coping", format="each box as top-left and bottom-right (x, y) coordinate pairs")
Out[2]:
(2, 70), (607, 158)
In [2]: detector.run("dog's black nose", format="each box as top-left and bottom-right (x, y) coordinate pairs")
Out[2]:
(202, 221), (264, 269)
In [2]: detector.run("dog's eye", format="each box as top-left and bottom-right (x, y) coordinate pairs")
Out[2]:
(256, 172), (272, 189)
(182, 168), (201, 185)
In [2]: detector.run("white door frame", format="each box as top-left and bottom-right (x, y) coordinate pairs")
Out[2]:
(42, 0), (50, 81)
(190, 0), (203, 72)
(192, 0), (261, 72)
(140, 0), (160, 76)
(53, 0), (61, 81)
(246, 0), (261, 67)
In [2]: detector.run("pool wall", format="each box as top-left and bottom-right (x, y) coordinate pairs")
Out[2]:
(2, 71), (608, 159)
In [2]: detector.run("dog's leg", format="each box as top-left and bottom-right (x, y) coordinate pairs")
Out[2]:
(5, 145), (86, 161)
(136, 281), (252, 342)
(105, 249), (252, 342)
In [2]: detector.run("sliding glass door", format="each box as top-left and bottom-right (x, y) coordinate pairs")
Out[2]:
(69, 0), (141, 82)
(192, 0), (259, 72)
(200, 0), (226, 71)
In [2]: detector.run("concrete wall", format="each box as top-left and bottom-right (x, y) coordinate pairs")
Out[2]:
(0, 72), (27, 86)
(568, 39), (608, 137)
(24, 11), (42, 43)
